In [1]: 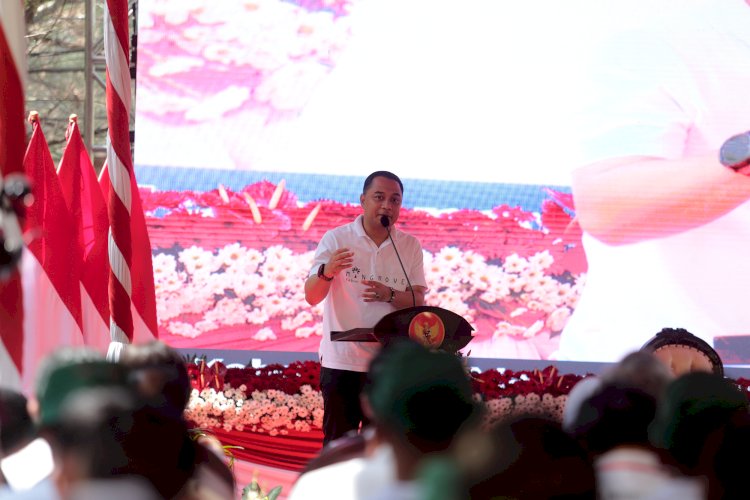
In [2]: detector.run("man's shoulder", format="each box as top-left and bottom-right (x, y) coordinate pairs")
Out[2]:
(393, 227), (423, 248)
(324, 217), (363, 241)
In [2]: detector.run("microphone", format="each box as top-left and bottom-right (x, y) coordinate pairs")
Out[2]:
(380, 215), (416, 307)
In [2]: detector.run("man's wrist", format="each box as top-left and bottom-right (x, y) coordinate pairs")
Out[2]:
(317, 263), (334, 281)
(387, 287), (395, 303)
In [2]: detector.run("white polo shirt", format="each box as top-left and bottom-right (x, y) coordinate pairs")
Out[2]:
(310, 215), (427, 371)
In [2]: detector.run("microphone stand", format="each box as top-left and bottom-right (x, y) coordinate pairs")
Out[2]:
(381, 215), (416, 308)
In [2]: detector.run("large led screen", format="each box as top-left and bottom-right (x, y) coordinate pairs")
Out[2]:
(134, 0), (750, 364)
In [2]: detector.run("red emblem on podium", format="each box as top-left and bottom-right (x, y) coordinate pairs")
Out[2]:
(408, 311), (445, 348)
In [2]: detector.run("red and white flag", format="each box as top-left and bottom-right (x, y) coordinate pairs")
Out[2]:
(0, 0), (28, 389)
(58, 116), (111, 354)
(22, 113), (85, 390)
(102, 0), (157, 357)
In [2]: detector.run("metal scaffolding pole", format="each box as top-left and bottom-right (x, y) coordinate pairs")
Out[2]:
(84, 0), (94, 154)
(83, 0), (136, 167)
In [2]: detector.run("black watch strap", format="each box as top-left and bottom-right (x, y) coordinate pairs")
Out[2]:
(719, 131), (750, 171)
(317, 263), (333, 281)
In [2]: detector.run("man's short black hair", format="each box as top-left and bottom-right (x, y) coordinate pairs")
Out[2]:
(362, 171), (403, 195)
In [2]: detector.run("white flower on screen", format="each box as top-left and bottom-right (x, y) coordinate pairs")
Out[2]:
(149, 56), (204, 77)
(156, 294), (182, 321)
(523, 320), (545, 338)
(205, 298), (249, 326)
(180, 286), (214, 315)
(493, 321), (526, 338)
(184, 86), (251, 121)
(507, 274), (527, 294)
(436, 296), (472, 321)
(463, 249), (486, 268)
(282, 310), (314, 331)
(255, 60), (330, 111)
(549, 282), (574, 306)
(253, 327), (277, 341)
(470, 268), (493, 292)
(191, 0), (243, 25)
(227, 273), (261, 301)
(154, 0), (203, 25)
(137, 90), (197, 116)
(153, 253), (178, 276)
(489, 274), (511, 298)
(156, 271), (185, 294)
(545, 307), (571, 333)
(434, 247), (462, 271)
(509, 307), (527, 318)
(167, 321), (202, 338)
(439, 273), (460, 290)
(520, 267), (542, 288)
(246, 307), (270, 325)
(294, 326), (319, 339)
(528, 275), (554, 295)
(502, 254), (528, 274)
(265, 244), (294, 262)
(528, 250), (554, 270)
(217, 243), (249, 268)
(247, 278), (274, 299)
(525, 301), (545, 312)
(179, 245), (219, 274)
(195, 319), (220, 332)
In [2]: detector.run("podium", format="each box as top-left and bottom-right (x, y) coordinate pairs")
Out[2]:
(331, 306), (474, 354)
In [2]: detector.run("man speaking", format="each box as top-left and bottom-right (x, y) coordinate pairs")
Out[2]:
(305, 171), (427, 445)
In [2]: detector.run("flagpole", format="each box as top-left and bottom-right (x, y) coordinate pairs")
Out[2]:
(103, 0), (134, 359)
(0, 0), (30, 388)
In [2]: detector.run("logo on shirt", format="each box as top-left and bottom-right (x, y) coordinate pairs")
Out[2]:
(345, 267), (406, 287)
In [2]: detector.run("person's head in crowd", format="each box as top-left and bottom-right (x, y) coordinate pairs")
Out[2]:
(565, 350), (675, 455)
(567, 383), (660, 458)
(561, 376), (602, 434)
(35, 357), (129, 432)
(563, 349), (673, 434)
(0, 388), (51, 492)
(361, 339), (480, 480)
(120, 340), (191, 417)
(0, 388), (35, 459)
(649, 371), (749, 496)
(29, 351), (191, 498)
(120, 341), (237, 498)
(641, 327), (724, 377)
(465, 414), (596, 500)
(600, 349), (675, 399)
(52, 386), (189, 500)
(28, 346), (105, 424)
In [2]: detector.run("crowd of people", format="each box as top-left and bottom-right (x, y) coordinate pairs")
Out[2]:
(0, 325), (747, 499)
(0, 341), (235, 500)
(290, 329), (750, 500)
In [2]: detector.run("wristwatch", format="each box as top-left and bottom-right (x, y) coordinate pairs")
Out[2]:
(719, 131), (750, 172)
(317, 263), (333, 281)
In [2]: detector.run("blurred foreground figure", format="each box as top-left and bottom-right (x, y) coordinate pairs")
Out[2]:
(290, 339), (479, 500)
(650, 371), (750, 500)
(120, 341), (235, 499)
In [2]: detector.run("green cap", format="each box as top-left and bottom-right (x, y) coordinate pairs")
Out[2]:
(365, 340), (477, 444)
(37, 360), (129, 428)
